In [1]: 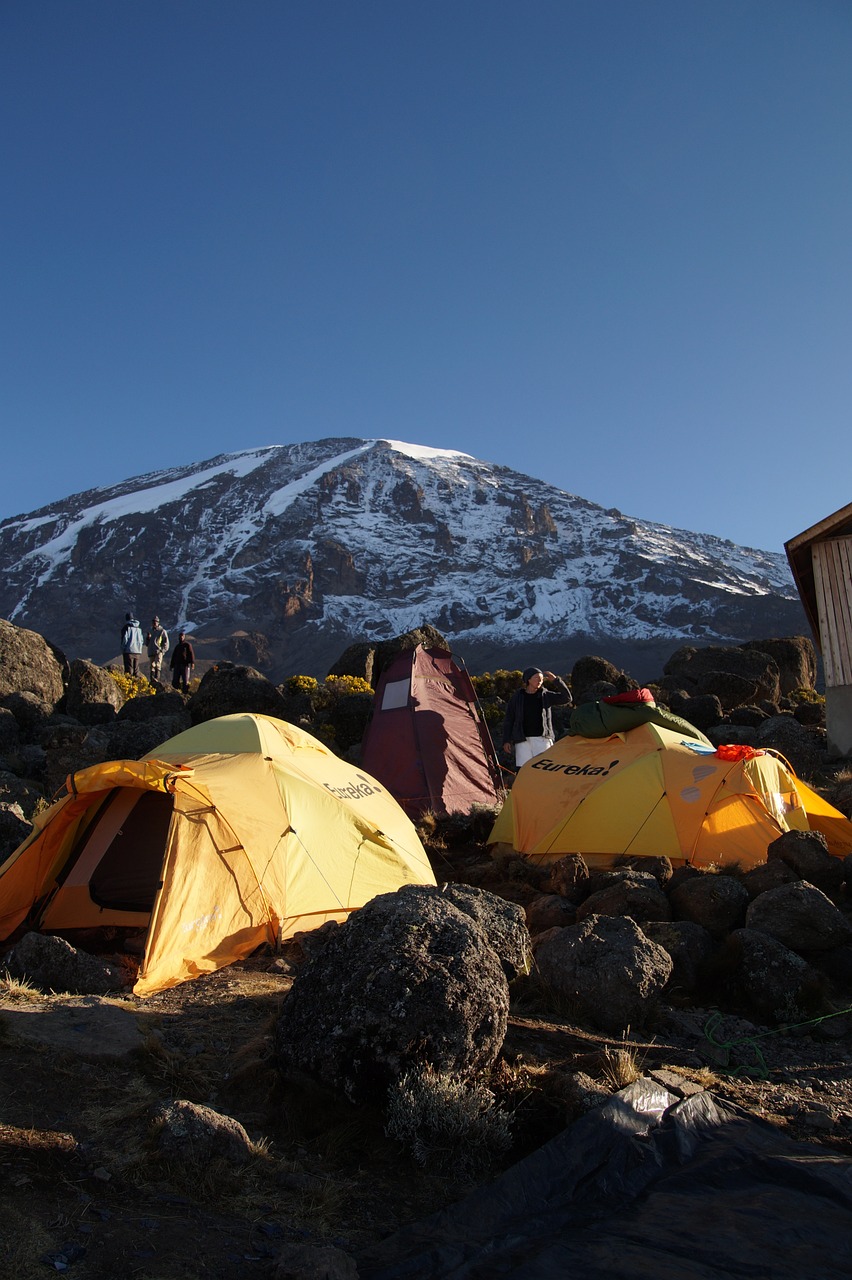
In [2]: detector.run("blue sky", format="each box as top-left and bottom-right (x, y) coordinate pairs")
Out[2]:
(2, 1), (850, 555)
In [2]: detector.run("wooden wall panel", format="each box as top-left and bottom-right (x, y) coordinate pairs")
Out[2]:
(813, 538), (852, 688)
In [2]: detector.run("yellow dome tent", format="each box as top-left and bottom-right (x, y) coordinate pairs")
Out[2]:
(488, 719), (852, 870)
(0, 714), (435, 995)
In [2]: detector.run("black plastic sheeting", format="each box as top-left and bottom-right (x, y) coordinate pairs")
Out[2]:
(357, 1078), (852, 1279)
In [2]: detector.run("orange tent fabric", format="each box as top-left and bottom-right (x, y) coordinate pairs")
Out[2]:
(0, 714), (435, 995)
(489, 721), (852, 869)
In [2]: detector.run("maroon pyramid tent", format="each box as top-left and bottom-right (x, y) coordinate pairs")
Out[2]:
(361, 646), (505, 818)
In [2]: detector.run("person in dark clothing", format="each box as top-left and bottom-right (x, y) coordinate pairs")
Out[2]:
(170, 631), (195, 693)
(502, 666), (572, 767)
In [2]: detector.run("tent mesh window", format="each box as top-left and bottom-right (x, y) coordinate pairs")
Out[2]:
(85, 790), (175, 912)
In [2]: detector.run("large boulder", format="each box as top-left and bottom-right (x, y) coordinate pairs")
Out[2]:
(326, 642), (378, 685)
(0, 619), (67, 709)
(575, 872), (671, 925)
(437, 882), (531, 980)
(189, 664), (289, 725)
(667, 692), (723, 732)
(745, 881), (852, 955)
(3, 692), (59, 736)
(716, 928), (825, 1024)
(753, 715), (826, 777)
(669, 873), (749, 938)
(525, 894), (577, 935)
(532, 913), (672, 1033)
(766, 829), (845, 896)
(741, 636), (818, 696)
(65, 659), (123, 725)
(117, 690), (189, 723)
(3, 932), (124, 995)
(274, 884), (509, 1104)
(570, 655), (633, 705)
(663, 644), (781, 705)
(640, 920), (717, 997)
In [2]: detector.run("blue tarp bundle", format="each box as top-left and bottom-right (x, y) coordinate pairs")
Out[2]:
(358, 1078), (852, 1279)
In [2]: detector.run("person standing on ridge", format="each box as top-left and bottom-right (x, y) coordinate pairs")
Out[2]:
(120, 613), (145, 677)
(170, 631), (195, 693)
(502, 667), (572, 768)
(145, 615), (170, 683)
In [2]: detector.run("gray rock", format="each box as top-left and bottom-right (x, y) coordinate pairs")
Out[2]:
(740, 636), (818, 696)
(754, 715), (826, 778)
(2, 690), (57, 735)
(544, 853), (589, 900)
(576, 876), (671, 925)
(669, 873), (749, 938)
(438, 882), (531, 980)
(663, 644), (781, 705)
(668, 692), (723, 732)
(532, 913), (672, 1034)
(767, 829), (845, 896)
(64, 658), (123, 724)
(153, 1099), (255, 1165)
(0, 800), (31, 860)
(274, 884), (509, 1103)
(525, 893), (577, 935)
(740, 858), (801, 899)
(116, 690), (189, 722)
(0, 618), (67, 707)
(189, 663), (289, 725)
(745, 880), (852, 954)
(640, 919), (716, 995)
(717, 927), (825, 1025)
(692, 670), (759, 710)
(569, 655), (631, 705)
(3, 932), (125, 995)
(0, 706), (20, 752)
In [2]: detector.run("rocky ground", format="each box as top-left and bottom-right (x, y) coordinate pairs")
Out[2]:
(3, 835), (852, 1280)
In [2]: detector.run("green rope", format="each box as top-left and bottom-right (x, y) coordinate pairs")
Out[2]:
(702, 1005), (852, 1079)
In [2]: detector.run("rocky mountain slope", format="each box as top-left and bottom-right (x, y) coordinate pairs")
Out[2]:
(0, 439), (806, 679)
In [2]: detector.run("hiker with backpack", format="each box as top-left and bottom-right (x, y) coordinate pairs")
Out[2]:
(145, 615), (170, 683)
(120, 613), (145, 677)
(502, 667), (572, 768)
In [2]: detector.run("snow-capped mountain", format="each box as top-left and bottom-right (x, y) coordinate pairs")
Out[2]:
(0, 439), (806, 679)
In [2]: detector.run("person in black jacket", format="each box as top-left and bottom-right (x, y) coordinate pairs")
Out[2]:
(502, 667), (572, 768)
(170, 632), (195, 693)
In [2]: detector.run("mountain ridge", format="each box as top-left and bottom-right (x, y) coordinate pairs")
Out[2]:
(0, 438), (807, 679)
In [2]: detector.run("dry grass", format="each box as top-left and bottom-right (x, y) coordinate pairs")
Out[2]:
(0, 970), (45, 1001)
(598, 1043), (644, 1090)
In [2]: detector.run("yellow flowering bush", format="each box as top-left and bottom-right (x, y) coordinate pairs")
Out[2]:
(325, 674), (373, 697)
(286, 674), (320, 697)
(107, 670), (155, 701)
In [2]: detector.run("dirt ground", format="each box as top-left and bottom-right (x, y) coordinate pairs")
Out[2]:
(3, 840), (852, 1280)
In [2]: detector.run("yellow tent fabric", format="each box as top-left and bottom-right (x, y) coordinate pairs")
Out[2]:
(489, 721), (852, 869)
(0, 714), (435, 996)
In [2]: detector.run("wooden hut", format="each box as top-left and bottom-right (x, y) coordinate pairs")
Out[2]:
(786, 502), (852, 755)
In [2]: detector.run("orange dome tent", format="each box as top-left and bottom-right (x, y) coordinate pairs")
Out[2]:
(488, 718), (852, 870)
(0, 714), (435, 995)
